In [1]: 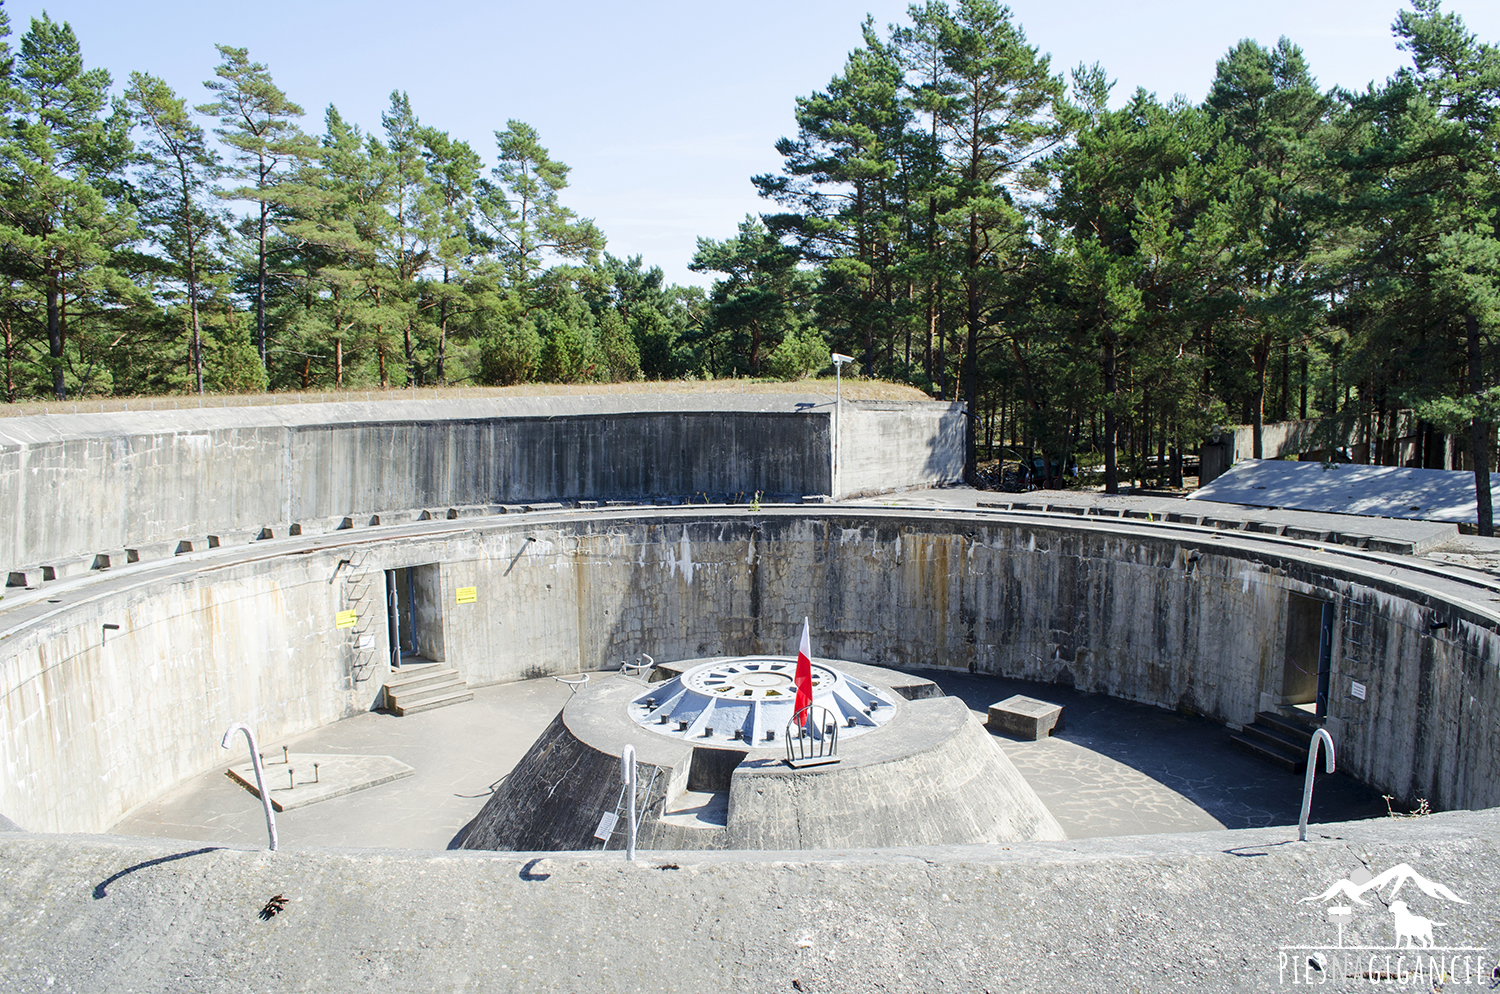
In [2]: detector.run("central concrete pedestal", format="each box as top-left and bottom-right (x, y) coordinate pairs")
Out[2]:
(461, 659), (1065, 852)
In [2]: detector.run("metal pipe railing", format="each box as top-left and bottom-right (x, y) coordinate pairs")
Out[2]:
(221, 722), (278, 851)
(1299, 728), (1336, 842)
(621, 744), (637, 861)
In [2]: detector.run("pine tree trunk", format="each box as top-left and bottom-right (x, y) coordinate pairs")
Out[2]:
(1468, 313), (1493, 536)
(48, 277), (64, 401)
(1252, 340), (1268, 459)
(3, 314), (14, 404)
(1103, 329), (1118, 495)
(257, 198), (269, 374)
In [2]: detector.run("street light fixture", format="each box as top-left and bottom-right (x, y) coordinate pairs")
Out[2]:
(831, 353), (854, 496)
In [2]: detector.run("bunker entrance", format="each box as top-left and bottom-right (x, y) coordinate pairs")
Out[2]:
(687, 747), (747, 793)
(385, 565), (444, 669)
(1282, 593), (1333, 717)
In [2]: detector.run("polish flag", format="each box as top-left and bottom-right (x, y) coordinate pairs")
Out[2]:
(794, 617), (813, 727)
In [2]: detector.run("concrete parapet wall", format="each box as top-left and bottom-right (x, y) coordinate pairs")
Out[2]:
(6, 812), (1500, 992)
(0, 396), (958, 576)
(836, 400), (965, 497)
(2, 509), (1498, 835)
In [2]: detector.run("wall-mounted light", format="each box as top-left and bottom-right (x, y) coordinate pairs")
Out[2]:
(1429, 614), (1450, 631)
(102, 623), (120, 644)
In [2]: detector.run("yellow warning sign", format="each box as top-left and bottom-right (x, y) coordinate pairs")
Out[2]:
(456, 586), (477, 605)
(335, 609), (357, 629)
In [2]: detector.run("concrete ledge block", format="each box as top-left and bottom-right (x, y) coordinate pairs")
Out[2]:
(1045, 504), (1085, 515)
(1282, 526), (1331, 543)
(526, 502), (566, 512)
(124, 542), (176, 564)
(987, 695), (1064, 740)
(40, 558), (89, 581)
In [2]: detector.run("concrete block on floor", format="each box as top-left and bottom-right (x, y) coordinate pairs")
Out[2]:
(988, 694), (1064, 740)
(226, 753), (415, 812)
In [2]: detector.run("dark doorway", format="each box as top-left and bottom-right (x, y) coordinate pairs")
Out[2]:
(385, 565), (444, 669)
(1283, 593), (1333, 717)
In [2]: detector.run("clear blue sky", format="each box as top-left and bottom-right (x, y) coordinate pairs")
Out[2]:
(9, 0), (1500, 288)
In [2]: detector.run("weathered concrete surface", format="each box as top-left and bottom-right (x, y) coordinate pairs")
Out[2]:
(3, 811), (1499, 993)
(0, 548), (384, 835)
(462, 677), (1062, 851)
(837, 399), (965, 497)
(4, 506), (1500, 839)
(0, 396), (963, 575)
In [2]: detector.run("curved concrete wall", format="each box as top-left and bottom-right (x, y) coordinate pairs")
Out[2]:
(3, 507), (1498, 836)
(0, 396), (967, 576)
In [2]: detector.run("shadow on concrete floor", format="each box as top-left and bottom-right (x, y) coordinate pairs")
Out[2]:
(915, 668), (1390, 837)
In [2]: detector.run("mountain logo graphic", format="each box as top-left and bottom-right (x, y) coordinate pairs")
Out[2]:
(1278, 863), (1483, 982)
(1301, 863), (1468, 908)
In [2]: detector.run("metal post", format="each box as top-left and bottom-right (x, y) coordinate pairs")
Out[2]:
(386, 569), (400, 670)
(621, 744), (637, 861)
(1299, 728), (1336, 841)
(221, 722), (278, 851)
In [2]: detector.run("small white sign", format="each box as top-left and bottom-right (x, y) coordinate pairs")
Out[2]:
(357, 634), (375, 650)
(1351, 681), (1366, 701)
(593, 811), (618, 841)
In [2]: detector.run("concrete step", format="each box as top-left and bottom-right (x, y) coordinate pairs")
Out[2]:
(386, 665), (461, 695)
(392, 688), (473, 716)
(384, 665), (471, 716)
(1240, 720), (1310, 756)
(1255, 710), (1317, 748)
(387, 678), (464, 708)
(1229, 732), (1303, 773)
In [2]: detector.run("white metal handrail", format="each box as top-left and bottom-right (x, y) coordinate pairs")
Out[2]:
(1299, 728), (1336, 842)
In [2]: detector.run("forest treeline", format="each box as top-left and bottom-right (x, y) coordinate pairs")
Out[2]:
(1, 1), (1498, 523)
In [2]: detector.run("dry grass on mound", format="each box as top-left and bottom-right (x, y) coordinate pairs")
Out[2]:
(0, 378), (935, 418)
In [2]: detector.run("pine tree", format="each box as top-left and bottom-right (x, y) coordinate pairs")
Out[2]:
(0, 13), (133, 399)
(923, 0), (1068, 481)
(198, 44), (316, 377)
(127, 71), (225, 394)
(474, 121), (603, 288)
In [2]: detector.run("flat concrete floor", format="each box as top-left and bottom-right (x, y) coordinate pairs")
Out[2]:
(111, 669), (1390, 850)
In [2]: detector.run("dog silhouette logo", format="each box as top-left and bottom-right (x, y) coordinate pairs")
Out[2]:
(1387, 900), (1444, 949)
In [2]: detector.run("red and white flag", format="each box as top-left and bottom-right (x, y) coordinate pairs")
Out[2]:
(794, 617), (813, 728)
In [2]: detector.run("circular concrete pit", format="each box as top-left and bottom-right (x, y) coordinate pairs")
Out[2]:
(3, 397), (1499, 990)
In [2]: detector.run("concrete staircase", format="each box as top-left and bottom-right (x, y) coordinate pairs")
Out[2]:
(384, 663), (472, 716)
(1230, 711), (1317, 772)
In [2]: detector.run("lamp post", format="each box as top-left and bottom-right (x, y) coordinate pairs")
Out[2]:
(831, 353), (853, 497)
